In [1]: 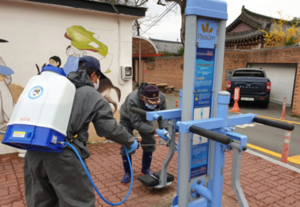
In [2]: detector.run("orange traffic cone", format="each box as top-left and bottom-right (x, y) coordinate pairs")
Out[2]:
(280, 97), (287, 119)
(231, 99), (240, 112)
(175, 100), (180, 108)
(281, 123), (292, 163)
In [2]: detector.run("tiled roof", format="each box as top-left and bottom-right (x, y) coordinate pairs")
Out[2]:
(227, 6), (276, 32)
(226, 30), (266, 41)
(150, 38), (183, 54)
(226, 6), (279, 42)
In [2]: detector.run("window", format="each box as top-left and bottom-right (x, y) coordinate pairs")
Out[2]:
(232, 70), (265, 77)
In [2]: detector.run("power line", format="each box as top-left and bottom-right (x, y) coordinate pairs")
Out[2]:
(140, 2), (176, 35)
(141, 2), (177, 35)
(141, 3), (176, 35)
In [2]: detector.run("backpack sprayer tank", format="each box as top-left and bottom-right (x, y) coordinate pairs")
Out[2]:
(2, 66), (76, 153)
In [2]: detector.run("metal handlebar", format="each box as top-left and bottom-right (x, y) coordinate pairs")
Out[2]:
(189, 125), (231, 145)
(131, 107), (162, 121)
(253, 117), (294, 131)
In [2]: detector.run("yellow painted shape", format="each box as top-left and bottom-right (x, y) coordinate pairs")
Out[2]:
(195, 97), (198, 101)
(105, 69), (111, 73)
(247, 143), (300, 165)
(247, 143), (281, 158)
(290, 155), (300, 160)
(289, 155), (300, 165)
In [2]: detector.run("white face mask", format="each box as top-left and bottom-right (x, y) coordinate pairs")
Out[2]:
(146, 103), (157, 110)
(94, 78), (100, 90)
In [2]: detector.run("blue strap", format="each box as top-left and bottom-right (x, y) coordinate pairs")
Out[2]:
(41, 64), (66, 77)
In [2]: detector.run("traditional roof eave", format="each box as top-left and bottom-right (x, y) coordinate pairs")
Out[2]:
(26, 0), (147, 17)
(226, 6), (279, 33)
(226, 24), (271, 42)
(149, 38), (183, 54)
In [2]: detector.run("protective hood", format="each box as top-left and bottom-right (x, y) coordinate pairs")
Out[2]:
(67, 70), (93, 89)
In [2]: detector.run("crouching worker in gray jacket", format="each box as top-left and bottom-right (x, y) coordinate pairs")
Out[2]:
(119, 83), (169, 184)
(24, 56), (138, 207)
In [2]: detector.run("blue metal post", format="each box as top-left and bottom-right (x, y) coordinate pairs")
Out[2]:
(208, 92), (230, 207)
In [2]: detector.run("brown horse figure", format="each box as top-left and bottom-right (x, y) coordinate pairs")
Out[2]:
(97, 78), (121, 113)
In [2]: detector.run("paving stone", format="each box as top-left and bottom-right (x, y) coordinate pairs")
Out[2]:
(1, 141), (300, 207)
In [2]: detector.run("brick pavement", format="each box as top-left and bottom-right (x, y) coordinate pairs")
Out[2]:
(1, 139), (300, 207)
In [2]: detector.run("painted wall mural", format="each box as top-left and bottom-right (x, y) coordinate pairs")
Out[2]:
(0, 25), (122, 135)
(0, 39), (15, 133)
(65, 25), (108, 57)
(63, 25), (121, 113)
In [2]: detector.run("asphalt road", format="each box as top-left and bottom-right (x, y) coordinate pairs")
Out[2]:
(229, 102), (300, 157)
(164, 93), (300, 157)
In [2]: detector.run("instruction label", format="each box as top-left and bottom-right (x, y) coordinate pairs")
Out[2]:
(190, 143), (208, 179)
(194, 48), (215, 109)
(13, 131), (26, 138)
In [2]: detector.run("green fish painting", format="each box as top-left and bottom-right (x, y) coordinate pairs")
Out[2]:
(65, 25), (108, 57)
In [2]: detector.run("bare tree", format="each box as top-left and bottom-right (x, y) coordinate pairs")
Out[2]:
(131, 0), (160, 37)
(104, 0), (186, 45)
(164, 0), (186, 46)
(132, 7), (158, 36)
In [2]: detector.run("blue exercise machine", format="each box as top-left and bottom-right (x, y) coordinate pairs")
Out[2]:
(1, 0), (295, 206)
(131, 0), (295, 206)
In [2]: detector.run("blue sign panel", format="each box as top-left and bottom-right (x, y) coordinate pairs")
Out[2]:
(190, 143), (208, 179)
(197, 19), (217, 49)
(194, 48), (215, 108)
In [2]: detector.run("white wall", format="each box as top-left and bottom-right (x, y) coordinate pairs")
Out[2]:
(0, 0), (134, 95)
(249, 63), (296, 106)
(0, 0), (138, 154)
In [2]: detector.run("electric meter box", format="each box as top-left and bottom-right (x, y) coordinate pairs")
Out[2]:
(121, 66), (133, 80)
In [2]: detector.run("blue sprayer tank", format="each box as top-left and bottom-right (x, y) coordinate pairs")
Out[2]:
(2, 66), (76, 153)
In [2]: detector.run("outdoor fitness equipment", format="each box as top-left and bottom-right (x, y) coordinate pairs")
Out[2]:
(131, 0), (295, 206)
(131, 107), (180, 189)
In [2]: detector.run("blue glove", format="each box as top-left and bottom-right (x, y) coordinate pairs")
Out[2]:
(156, 129), (169, 140)
(127, 140), (138, 154)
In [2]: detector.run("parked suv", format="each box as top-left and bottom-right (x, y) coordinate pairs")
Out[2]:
(226, 68), (271, 108)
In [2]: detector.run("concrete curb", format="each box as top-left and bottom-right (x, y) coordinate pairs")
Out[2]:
(246, 149), (300, 173)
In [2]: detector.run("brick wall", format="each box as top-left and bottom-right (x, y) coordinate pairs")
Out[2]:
(143, 46), (300, 115)
(143, 57), (183, 89)
(222, 50), (247, 89)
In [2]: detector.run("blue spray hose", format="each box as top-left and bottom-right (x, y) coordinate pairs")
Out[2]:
(63, 142), (133, 206)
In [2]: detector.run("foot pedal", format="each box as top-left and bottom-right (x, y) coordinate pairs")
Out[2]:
(138, 174), (159, 187)
(153, 171), (174, 183)
(138, 171), (174, 188)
